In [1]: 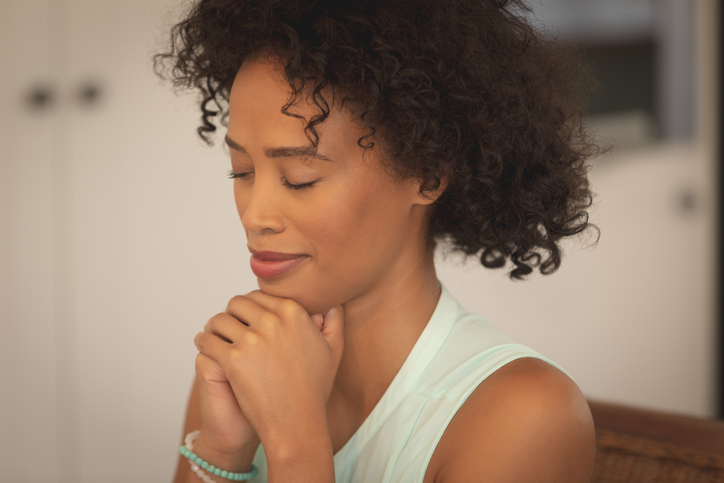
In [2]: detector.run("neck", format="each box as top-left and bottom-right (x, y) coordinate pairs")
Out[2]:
(330, 241), (441, 415)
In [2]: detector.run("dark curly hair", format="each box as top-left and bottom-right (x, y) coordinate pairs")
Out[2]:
(154, 0), (602, 280)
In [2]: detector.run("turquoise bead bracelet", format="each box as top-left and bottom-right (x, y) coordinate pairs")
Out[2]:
(179, 445), (259, 481)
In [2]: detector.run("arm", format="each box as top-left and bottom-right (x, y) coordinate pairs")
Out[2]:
(261, 407), (335, 483)
(176, 391), (333, 483)
(172, 376), (198, 483)
(172, 376), (260, 483)
(192, 293), (343, 483)
(434, 358), (595, 483)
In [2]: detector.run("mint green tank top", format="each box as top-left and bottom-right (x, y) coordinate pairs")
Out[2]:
(249, 283), (568, 482)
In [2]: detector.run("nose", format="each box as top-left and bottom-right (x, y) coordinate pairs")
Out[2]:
(236, 177), (285, 235)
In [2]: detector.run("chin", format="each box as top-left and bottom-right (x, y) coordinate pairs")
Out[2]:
(256, 277), (330, 315)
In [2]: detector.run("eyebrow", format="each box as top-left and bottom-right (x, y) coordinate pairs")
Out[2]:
(225, 134), (334, 162)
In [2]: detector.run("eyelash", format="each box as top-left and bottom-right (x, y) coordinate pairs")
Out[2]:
(226, 170), (319, 191)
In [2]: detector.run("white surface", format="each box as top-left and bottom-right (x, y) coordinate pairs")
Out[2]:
(0, 1), (60, 482)
(436, 142), (717, 417)
(0, 0), (719, 482)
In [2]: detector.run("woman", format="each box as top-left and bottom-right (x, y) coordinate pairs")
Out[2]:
(156, 0), (600, 481)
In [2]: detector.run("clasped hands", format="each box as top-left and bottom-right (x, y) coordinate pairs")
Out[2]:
(193, 290), (345, 458)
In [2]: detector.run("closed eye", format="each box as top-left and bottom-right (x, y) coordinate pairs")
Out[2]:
(282, 177), (320, 190)
(227, 170), (253, 180)
(228, 170), (319, 190)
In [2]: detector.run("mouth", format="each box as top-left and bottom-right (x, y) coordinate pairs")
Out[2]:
(248, 247), (309, 279)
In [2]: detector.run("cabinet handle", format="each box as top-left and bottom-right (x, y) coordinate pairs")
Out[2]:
(26, 85), (55, 111)
(76, 80), (103, 107)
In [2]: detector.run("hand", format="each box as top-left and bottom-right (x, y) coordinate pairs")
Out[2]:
(194, 352), (260, 455)
(194, 291), (345, 446)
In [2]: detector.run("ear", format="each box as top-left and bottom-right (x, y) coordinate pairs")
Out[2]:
(412, 175), (449, 206)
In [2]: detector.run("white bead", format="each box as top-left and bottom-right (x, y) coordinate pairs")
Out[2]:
(187, 457), (217, 483)
(183, 432), (221, 483)
(185, 430), (201, 451)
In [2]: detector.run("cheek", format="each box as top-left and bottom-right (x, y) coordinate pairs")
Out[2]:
(233, 184), (249, 218)
(302, 199), (367, 254)
(302, 182), (410, 266)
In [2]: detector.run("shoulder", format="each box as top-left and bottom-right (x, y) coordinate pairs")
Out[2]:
(431, 357), (595, 483)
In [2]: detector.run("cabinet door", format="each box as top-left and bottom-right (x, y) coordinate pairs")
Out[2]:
(0, 1), (60, 481)
(65, 0), (247, 481)
(2, 0), (247, 480)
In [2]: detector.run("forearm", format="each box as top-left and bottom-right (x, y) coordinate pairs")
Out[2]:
(263, 411), (335, 483)
(265, 438), (335, 483)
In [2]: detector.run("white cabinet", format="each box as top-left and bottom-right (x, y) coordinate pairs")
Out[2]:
(0, 1), (719, 482)
(2, 1), (249, 481)
(1, 1), (60, 481)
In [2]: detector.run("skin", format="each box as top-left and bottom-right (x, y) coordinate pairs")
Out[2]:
(175, 52), (595, 483)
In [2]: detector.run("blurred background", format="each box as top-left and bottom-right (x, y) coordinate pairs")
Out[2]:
(0, 0), (720, 481)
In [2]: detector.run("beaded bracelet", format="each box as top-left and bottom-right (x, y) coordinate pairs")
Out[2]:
(187, 457), (217, 483)
(180, 431), (259, 481)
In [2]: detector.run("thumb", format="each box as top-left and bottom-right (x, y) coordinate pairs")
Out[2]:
(320, 305), (345, 366)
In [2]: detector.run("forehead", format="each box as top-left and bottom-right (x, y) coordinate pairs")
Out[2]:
(230, 54), (330, 122)
(227, 56), (371, 158)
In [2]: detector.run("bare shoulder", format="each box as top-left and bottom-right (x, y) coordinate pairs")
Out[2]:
(428, 358), (595, 483)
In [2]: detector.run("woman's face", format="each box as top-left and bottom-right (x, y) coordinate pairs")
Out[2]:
(226, 55), (432, 314)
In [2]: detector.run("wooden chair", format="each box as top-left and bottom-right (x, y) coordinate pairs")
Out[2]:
(588, 400), (724, 482)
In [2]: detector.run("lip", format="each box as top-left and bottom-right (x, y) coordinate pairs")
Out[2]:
(248, 247), (309, 279)
(248, 247), (307, 261)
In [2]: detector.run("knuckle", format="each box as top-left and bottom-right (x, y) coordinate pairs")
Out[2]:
(257, 312), (281, 335)
(228, 347), (243, 365)
(204, 312), (226, 331)
(226, 294), (248, 311)
(194, 332), (204, 349)
(259, 312), (278, 325)
(245, 331), (261, 346)
(278, 299), (302, 317)
(227, 334), (258, 368)
(238, 331), (262, 352)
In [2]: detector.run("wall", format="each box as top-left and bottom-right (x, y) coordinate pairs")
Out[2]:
(0, 0), (718, 481)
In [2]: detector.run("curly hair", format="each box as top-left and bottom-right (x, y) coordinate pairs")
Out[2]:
(154, 0), (602, 280)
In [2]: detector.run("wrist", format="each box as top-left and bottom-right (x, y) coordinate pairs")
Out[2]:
(263, 409), (332, 468)
(260, 396), (330, 450)
(265, 431), (334, 483)
(192, 432), (259, 474)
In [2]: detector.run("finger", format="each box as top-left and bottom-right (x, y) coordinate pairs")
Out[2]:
(195, 331), (237, 363)
(244, 291), (310, 325)
(194, 352), (229, 384)
(310, 313), (323, 330)
(204, 312), (250, 344)
(225, 294), (271, 327)
(242, 290), (289, 312)
(321, 305), (345, 368)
